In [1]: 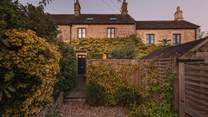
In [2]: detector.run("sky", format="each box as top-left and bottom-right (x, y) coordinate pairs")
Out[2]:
(19, 0), (208, 32)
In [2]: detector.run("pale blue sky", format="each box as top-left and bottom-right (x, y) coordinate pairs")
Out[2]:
(19, 0), (208, 31)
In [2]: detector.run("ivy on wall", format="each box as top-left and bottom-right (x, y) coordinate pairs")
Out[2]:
(70, 36), (159, 59)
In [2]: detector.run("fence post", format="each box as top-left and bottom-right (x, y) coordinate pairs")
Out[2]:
(179, 62), (185, 117)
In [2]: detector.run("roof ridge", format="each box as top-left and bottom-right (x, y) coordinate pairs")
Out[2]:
(136, 20), (174, 22)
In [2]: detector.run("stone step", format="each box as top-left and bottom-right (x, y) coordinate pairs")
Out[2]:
(64, 97), (86, 103)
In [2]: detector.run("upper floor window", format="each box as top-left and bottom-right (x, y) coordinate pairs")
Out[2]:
(107, 27), (116, 38)
(78, 28), (86, 39)
(146, 34), (155, 44)
(173, 33), (181, 45)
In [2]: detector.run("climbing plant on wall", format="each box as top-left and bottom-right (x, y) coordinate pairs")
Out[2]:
(70, 35), (159, 59)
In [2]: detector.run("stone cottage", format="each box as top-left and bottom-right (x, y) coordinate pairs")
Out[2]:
(51, 0), (200, 45)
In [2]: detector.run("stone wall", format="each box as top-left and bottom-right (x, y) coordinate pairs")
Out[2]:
(136, 29), (196, 44)
(58, 24), (136, 41)
(57, 24), (197, 45)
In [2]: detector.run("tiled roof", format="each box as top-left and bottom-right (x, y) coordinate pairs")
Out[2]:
(136, 20), (200, 29)
(50, 14), (135, 25)
(143, 37), (208, 59)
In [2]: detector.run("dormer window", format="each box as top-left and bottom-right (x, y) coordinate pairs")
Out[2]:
(109, 17), (117, 21)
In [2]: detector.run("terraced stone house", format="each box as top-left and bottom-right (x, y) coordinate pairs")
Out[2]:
(51, 0), (200, 45)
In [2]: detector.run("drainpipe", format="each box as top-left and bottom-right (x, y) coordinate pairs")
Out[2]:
(70, 25), (72, 43)
(195, 29), (197, 40)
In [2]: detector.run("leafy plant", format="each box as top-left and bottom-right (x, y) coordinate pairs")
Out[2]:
(110, 46), (135, 59)
(54, 42), (76, 98)
(86, 64), (140, 106)
(116, 86), (141, 106)
(0, 0), (58, 41)
(46, 112), (62, 117)
(129, 62), (177, 117)
(86, 83), (105, 106)
(70, 36), (159, 59)
(0, 29), (60, 116)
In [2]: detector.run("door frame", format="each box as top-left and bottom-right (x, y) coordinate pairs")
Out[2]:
(76, 51), (87, 75)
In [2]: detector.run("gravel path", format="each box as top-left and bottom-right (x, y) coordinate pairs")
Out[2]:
(58, 102), (128, 117)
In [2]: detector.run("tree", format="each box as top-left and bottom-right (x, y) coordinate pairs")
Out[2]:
(199, 31), (208, 38)
(0, 0), (58, 41)
(23, 4), (58, 40)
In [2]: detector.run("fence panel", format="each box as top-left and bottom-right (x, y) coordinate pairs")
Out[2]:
(179, 62), (208, 117)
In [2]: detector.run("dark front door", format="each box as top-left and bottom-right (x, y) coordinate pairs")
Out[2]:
(78, 55), (86, 75)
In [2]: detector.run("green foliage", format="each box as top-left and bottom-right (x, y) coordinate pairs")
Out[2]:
(71, 36), (158, 59)
(110, 46), (135, 59)
(129, 62), (177, 117)
(54, 42), (76, 97)
(116, 86), (141, 106)
(23, 4), (58, 40)
(0, 0), (58, 40)
(159, 39), (171, 48)
(0, 0), (24, 32)
(0, 29), (60, 116)
(46, 112), (62, 117)
(86, 64), (140, 106)
(86, 83), (105, 106)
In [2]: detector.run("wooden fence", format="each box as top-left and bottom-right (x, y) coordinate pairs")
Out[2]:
(142, 58), (179, 111)
(88, 58), (181, 112)
(179, 62), (208, 117)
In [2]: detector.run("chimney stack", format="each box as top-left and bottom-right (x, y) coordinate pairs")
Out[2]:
(74, 0), (81, 16)
(174, 6), (184, 21)
(121, 0), (128, 16)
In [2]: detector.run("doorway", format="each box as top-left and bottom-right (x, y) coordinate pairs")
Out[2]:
(78, 55), (86, 75)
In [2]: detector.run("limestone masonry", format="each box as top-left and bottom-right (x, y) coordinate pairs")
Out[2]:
(51, 0), (200, 45)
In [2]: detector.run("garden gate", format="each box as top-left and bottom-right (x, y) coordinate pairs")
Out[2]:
(179, 61), (208, 117)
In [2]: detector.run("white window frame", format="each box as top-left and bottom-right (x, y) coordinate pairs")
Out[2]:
(173, 33), (182, 45)
(78, 28), (86, 39)
(146, 34), (155, 44)
(107, 27), (116, 38)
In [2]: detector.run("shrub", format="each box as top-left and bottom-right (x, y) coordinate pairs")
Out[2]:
(0, 29), (60, 116)
(55, 42), (76, 94)
(116, 86), (141, 106)
(86, 64), (140, 106)
(86, 83), (105, 106)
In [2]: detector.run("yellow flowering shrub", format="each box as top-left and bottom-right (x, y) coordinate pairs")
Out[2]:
(86, 64), (140, 106)
(0, 29), (60, 116)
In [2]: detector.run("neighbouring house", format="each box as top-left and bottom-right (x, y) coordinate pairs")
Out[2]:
(51, 0), (200, 45)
